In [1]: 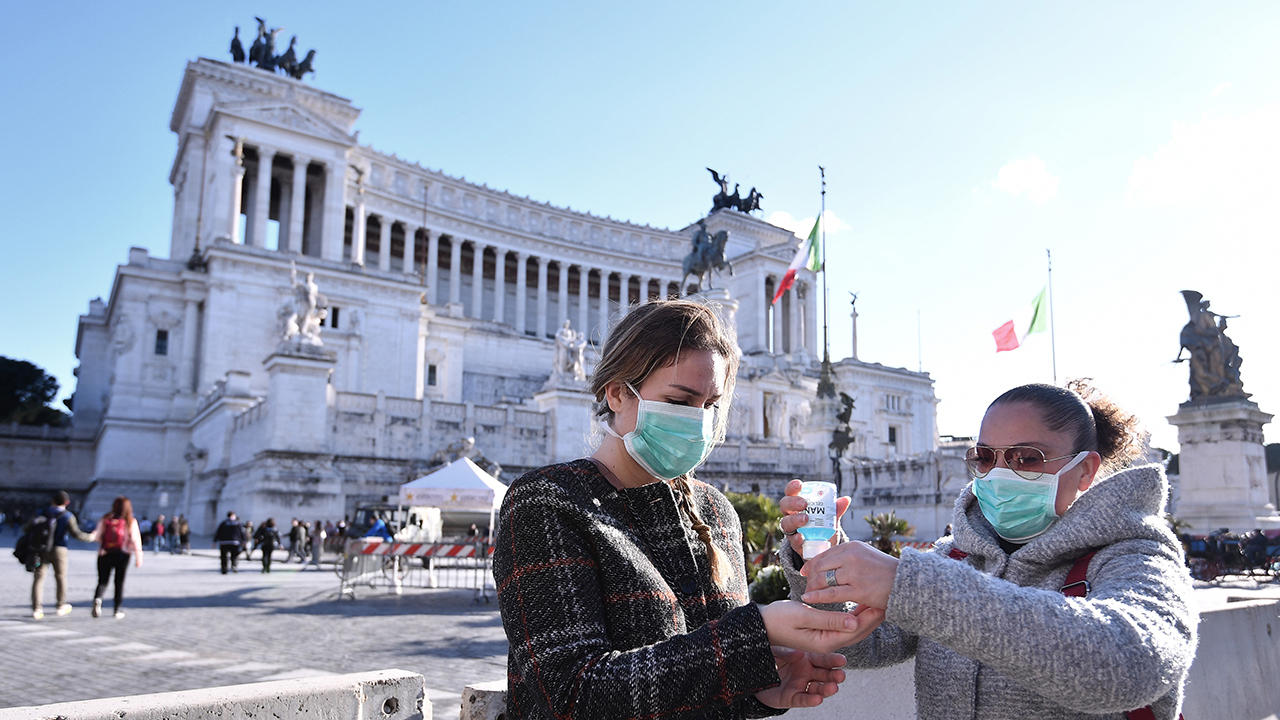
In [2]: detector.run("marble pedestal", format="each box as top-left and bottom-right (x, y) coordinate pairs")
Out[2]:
(533, 383), (596, 464)
(264, 343), (338, 453)
(1167, 398), (1279, 533)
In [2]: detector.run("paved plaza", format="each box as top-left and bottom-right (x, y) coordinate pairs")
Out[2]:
(0, 535), (507, 718)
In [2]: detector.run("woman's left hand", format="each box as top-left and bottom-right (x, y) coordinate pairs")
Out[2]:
(800, 541), (899, 609)
(755, 647), (847, 709)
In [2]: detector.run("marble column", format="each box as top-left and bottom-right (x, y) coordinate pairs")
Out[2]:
(352, 198), (367, 266)
(493, 248), (507, 323)
(321, 162), (345, 262)
(618, 273), (632, 318)
(577, 265), (590, 335)
(287, 156), (309, 254)
(557, 261), (570, 328)
(449, 237), (463, 305)
(471, 241), (487, 319)
(228, 144), (246, 245)
(536, 256), (550, 339)
(757, 271), (769, 353)
(638, 276), (651, 305)
(426, 230), (440, 304)
(806, 280), (819, 356)
(660, 279), (670, 301)
(250, 147), (275, 248)
(378, 216), (392, 272)
(514, 252), (529, 335)
(180, 299), (200, 393)
(773, 278), (785, 354)
(789, 286), (801, 355)
(598, 270), (612, 340)
(403, 224), (419, 277)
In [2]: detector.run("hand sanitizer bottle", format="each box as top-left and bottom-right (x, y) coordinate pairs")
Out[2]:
(797, 481), (838, 559)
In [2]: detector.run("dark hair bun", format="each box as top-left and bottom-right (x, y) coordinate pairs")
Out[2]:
(1065, 379), (1144, 469)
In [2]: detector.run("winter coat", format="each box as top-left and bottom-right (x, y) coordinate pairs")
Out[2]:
(494, 459), (783, 720)
(782, 464), (1197, 720)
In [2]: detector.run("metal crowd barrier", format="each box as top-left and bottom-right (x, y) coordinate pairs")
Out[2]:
(338, 537), (496, 602)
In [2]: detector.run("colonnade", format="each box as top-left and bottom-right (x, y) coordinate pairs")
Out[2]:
(229, 145), (333, 256)
(755, 273), (816, 357)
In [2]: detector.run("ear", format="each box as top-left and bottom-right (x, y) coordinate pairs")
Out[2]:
(603, 380), (632, 414)
(1076, 451), (1102, 492)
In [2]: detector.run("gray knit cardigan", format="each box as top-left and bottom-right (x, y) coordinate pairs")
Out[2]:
(782, 464), (1198, 720)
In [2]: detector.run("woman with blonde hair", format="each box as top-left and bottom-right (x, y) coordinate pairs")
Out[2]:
(781, 381), (1198, 719)
(91, 496), (144, 619)
(495, 300), (880, 720)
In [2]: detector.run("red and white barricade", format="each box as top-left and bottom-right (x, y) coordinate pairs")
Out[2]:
(338, 537), (495, 600)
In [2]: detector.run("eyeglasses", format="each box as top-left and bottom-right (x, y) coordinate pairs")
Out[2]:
(964, 445), (1079, 481)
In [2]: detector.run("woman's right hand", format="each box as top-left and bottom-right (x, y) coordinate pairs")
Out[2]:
(757, 600), (884, 654)
(779, 480), (851, 558)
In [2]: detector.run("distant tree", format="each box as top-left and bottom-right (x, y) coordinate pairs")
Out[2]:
(724, 491), (782, 583)
(0, 356), (69, 426)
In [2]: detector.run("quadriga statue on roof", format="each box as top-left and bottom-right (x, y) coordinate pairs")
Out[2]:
(229, 19), (317, 81)
(1174, 290), (1247, 402)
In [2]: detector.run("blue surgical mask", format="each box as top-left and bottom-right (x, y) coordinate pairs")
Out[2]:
(603, 383), (714, 480)
(972, 451), (1089, 542)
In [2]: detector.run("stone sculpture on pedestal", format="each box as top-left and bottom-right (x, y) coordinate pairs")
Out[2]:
(1166, 291), (1278, 533)
(1174, 290), (1247, 400)
(280, 262), (328, 347)
(551, 320), (587, 385)
(681, 219), (733, 293)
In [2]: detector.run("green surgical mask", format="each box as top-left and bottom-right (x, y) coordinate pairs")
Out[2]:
(603, 383), (714, 480)
(972, 451), (1088, 542)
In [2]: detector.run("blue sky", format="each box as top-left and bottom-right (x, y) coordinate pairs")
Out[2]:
(3, 2), (1278, 450)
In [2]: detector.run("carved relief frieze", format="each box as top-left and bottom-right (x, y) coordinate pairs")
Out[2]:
(111, 314), (136, 354)
(485, 199), (500, 222)
(149, 310), (182, 331)
(547, 216), (563, 238)
(393, 171), (408, 196)
(463, 193), (479, 216)
(440, 186), (457, 209)
(370, 164), (385, 188)
(505, 205), (523, 229)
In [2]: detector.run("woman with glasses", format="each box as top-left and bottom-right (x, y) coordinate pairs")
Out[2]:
(494, 300), (881, 720)
(778, 381), (1197, 720)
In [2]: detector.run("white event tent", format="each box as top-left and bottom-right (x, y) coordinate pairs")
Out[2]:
(398, 457), (508, 539)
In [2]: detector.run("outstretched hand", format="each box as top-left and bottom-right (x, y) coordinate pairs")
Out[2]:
(800, 541), (899, 609)
(758, 600), (884, 654)
(779, 479), (851, 557)
(755, 647), (847, 709)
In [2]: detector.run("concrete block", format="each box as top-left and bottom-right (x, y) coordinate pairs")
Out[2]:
(460, 680), (507, 720)
(0, 669), (428, 720)
(1183, 599), (1280, 720)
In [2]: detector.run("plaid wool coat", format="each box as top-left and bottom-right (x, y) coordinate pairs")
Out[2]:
(494, 459), (785, 720)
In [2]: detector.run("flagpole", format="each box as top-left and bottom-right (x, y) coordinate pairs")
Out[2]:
(1047, 249), (1057, 385)
(821, 166), (828, 362)
(816, 166), (836, 398)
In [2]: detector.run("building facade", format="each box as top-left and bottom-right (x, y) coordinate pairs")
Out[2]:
(57, 58), (958, 538)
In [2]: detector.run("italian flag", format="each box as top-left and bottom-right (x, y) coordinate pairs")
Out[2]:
(772, 217), (823, 304)
(992, 286), (1049, 352)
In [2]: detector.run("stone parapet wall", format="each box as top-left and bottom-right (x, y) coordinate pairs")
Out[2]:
(0, 669), (427, 720)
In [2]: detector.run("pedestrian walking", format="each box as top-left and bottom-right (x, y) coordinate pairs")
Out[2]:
(151, 514), (167, 552)
(90, 496), (143, 619)
(167, 516), (180, 554)
(28, 491), (96, 619)
(177, 514), (190, 554)
(242, 520), (256, 561)
(308, 519), (325, 568)
(254, 518), (282, 573)
(214, 512), (245, 574)
(782, 381), (1198, 720)
(287, 519), (303, 562)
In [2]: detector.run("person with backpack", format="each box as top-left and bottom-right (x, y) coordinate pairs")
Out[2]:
(780, 381), (1198, 720)
(27, 491), (95, 619)
(90, 496), (143, 619)
(254, 518), (283, 573)
(176, 514), (191, 554)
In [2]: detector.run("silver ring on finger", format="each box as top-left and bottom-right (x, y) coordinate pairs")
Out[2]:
(779, 517), (798, 537)
(824, 568), (839, 588)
